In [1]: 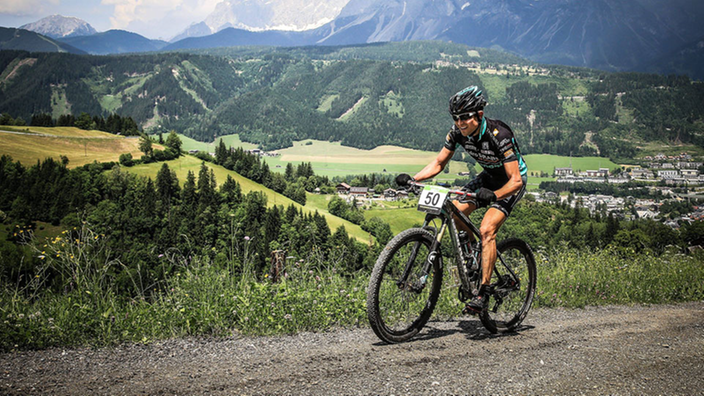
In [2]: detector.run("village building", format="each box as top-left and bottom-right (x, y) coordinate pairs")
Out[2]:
(681, 169), (700, 179)
(349, 187), (369, 198)
(658, 170), (678, 179)
(335, 183), (351, 194)
(554, 167), (573, 177)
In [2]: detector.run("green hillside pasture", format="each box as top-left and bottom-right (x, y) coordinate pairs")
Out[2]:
(523, 154), (618, 174)
(177, 133), (258, 153)
(265, 139), (465, 179)
(0, 126), (145, 168)
(50, 86), (72, 118)
(379, 91), (404, 117)
(317, 94), (339, 113)
(635, 139), (704, 158)
(125, 155), (371, 243)
(364, 206), (424, 235)
(479, 73), (591, 104)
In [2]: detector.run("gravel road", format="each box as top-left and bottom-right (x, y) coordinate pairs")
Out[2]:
(2, 302), (703, 395)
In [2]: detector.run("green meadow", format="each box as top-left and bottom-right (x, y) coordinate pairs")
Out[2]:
(177, 133), (258, 153)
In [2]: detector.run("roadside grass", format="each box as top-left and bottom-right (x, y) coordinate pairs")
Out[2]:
(531, 247), (704, 308)
(2, 228), (702, 351)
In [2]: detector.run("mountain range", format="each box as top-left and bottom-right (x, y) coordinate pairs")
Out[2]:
(1, 42), (701, 160)
(5, 0), (704, 79)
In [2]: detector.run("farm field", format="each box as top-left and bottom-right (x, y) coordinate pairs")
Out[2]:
(260, 139), (468, 180)
(124, 155), (371, 243)
(178, 134), (257, 153)
(522, 154), (618, 174)
(0, 126), (146, 168)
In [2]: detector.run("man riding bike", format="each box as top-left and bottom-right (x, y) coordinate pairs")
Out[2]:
(396, 86), (528, 314)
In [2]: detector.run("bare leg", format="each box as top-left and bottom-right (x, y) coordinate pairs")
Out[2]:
(479, 208), (507, 286)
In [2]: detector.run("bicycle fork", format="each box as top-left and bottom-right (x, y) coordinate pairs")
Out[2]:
(397, 222), (447, 292)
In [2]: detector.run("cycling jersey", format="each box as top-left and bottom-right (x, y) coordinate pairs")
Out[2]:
(443, 117), (528, 185)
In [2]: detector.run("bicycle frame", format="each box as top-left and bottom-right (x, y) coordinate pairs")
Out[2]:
(399, 182), (520, 303)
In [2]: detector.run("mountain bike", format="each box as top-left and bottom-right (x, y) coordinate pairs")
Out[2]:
(366, 181), (536, 343)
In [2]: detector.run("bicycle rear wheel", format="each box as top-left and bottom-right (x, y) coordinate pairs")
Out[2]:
(367, 228), (443, 343)
(480, 238), (536, 334)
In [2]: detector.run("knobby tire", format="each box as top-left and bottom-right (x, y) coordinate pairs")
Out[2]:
(480, 238), (537, 334)
(367, 228), (443, 343)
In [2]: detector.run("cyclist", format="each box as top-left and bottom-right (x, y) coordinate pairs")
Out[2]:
(396, 86), (527, 314)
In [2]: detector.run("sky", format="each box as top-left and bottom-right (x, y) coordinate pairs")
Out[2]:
(0, 0), (222, 41)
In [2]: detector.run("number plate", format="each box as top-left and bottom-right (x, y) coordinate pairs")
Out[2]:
(417, 185), (449, 214)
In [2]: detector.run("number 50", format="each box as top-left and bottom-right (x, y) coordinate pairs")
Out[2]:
(424, 192), (440, 206)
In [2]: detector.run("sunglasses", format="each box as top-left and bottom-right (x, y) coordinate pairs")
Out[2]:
(451, 112), (476, 122)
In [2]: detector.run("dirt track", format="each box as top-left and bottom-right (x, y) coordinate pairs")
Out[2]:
(2, 302), (703, 395)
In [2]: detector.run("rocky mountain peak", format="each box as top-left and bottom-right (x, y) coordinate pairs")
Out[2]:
(19, 15), (97, 39)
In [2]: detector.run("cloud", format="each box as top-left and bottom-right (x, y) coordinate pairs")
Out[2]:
(0, 0), (59, 15)
(101, 0), (220, 37)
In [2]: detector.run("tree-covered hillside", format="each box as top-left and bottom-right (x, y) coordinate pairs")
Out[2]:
(1, 42), (703, 161)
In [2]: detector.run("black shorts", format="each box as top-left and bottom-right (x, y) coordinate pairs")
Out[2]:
(463, 171), (527, 217)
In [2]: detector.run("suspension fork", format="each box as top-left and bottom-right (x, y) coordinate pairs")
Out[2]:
(397, 218), (448, 288)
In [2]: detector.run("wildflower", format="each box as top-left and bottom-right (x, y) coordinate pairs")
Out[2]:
(158, 254), (164, 258)
(284, 314), (292, 321)
(244, 236), (250, 241)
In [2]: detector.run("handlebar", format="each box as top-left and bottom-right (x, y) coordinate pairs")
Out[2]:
(405, 180), (477, 202)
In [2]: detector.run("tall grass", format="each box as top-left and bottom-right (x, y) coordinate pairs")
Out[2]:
(0, 228), (368, 350)
(1, 228), (702, 350)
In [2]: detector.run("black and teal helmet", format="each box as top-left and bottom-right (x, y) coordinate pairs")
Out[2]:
(449, 86), (487, 116)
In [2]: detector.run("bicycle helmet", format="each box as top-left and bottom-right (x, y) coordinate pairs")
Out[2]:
(449, 86), (487, 117)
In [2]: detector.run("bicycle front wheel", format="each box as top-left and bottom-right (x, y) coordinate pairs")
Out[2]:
(367, 228), (443, 343)
(480, 238), (536, 334)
